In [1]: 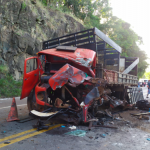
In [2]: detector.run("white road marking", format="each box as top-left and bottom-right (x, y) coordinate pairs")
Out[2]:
(0, 97), (20, 101)
(0, 104), (27, 110)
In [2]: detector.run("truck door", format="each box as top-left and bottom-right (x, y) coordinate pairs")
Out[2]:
(20, 57), (40, 100)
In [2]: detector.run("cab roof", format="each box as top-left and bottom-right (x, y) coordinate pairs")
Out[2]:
(38, 47), (96, 66)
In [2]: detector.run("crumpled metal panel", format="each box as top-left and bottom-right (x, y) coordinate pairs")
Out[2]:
(38, 48), (96, 68)
(84, 87), (100, 105)
(75, 57), (92, 67)
(49, 64), (91, 90)
(110, 99), (124, 108)
(57, 113), (81, 125)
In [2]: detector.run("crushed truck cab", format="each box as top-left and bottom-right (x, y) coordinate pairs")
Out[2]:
(20, 28), (142, 124)
(21, 46), (99, 123)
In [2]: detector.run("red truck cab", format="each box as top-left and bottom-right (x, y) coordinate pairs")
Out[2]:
(21, 46), (96, 117)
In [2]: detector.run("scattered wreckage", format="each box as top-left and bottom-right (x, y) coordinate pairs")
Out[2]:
(20, 27), (143, 127)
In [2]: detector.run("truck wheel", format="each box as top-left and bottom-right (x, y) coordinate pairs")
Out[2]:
(27, 89), (37, 112)
(27, 89), (48, 112)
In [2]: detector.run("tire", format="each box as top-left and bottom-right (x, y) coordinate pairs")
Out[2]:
(27, 89), (37, 112)
(27, 89), (48, 112)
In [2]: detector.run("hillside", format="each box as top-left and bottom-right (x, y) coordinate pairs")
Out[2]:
(0, 0), (84, 80)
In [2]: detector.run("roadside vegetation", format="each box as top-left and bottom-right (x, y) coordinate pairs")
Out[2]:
(0, 65), (22, 98)
(143, 72), (150, 80)
(38, 0), (148, 78)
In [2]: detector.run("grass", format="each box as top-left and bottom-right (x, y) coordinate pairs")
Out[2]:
(0, 65), (8, 75)
(36, 24), (48, 41)
(0, 65), (22, 98)
(22, 2), (27, 9)
(0, 75), (22, 98)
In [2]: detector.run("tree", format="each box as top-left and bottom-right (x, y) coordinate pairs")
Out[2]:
(144, 72), (150, 80)
(41, 0), (149, 78)
(102, 16), (148, 78)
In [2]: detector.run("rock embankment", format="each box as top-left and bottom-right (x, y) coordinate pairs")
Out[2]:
(0, 0), (83, 79)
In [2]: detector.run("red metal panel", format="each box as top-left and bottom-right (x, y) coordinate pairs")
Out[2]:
(35, 83), (52, 107)
(20, 57), (40, 99)
(38, 48), (96, 67)
(38, 48), (96, 77)
(49, 64), (91, 90)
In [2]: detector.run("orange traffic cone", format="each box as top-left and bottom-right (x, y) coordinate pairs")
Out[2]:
(6, 97), (19, 122)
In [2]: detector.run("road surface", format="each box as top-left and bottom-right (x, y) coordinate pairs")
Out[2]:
(0, 87), (150, 150)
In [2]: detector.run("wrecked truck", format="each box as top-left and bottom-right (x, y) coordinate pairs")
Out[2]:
(20, 27), (143, 124)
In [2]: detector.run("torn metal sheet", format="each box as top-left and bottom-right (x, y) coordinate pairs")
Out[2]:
(64, 86), (80, 107)
(75, 58), (92, 67)
(107, 95), (124, 108)
(91, 78), (107, 87)
(57, 113), (81, 125)
(84, 87), (100, 105)
(110, 99), (124, 108)
(54, 98), (71, 108)
(49, 64), (91, 90)
(38, 48), (96, 67)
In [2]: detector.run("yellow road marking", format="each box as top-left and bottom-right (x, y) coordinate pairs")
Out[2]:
(0, 124), (62, 148)
(0, 128), (36, 142)
(0, 123), (54, 143)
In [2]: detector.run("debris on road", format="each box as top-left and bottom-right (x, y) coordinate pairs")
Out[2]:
(93, 125), (118, 129)
(65, 130), (86, 137)
(32, 120), (49, 131)
(69, 126), (76, 130)
(130, 112), (150, 116)
(138, 115), (149, 120)
(136, 100), (150, 110)
(100, 134), (106, 138)
(4, 142), (10, 144)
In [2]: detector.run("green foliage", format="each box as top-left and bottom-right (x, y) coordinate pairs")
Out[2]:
(22, 2), (27, 9)
(41, 0), (47, 6)
(144, 72), (150, 80)
(0, 65), (22, 98)
(0, 65), (8, 75)
(38, 0), (148, 78)
(105, 17), (148, 78)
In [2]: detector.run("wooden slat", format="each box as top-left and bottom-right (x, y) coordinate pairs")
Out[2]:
(44, 29), (94, 43)
(105, 50), (119, 54)
(77, 43), (96, 51)
(58, 32), (94, 45)
(106, 60), (115, 65)
(105, 54), (119, 59)
(97, 43), (105, 50)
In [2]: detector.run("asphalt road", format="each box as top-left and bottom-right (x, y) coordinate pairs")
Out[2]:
(0, 87), (150, 150)
(0, 97), (27, 109)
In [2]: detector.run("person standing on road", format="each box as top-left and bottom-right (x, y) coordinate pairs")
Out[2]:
(147, 80), (150, 98)
(142, 82), (144, 87)
(138, 82), (140, 87)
